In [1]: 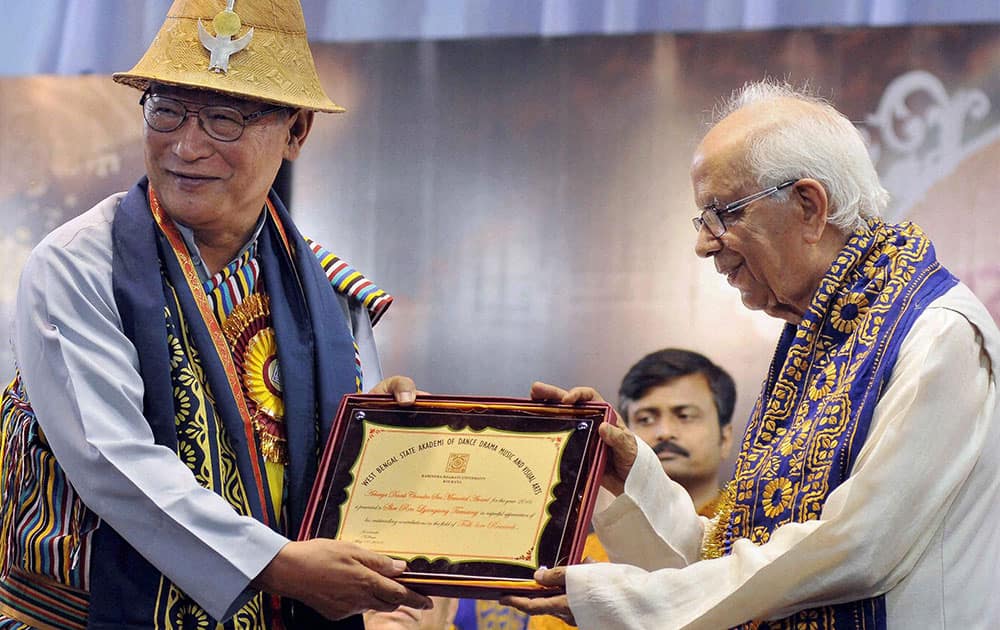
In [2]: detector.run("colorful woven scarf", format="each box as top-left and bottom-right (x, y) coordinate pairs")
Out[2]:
(703, 219), (957, 630)
(0, 177), (385, 629)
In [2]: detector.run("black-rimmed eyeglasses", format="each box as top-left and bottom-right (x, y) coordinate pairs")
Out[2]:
(140, 91), (286, 142)
(692, 179), (799, 238)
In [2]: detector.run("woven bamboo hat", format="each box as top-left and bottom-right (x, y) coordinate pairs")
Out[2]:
(113, 0), (344, 113)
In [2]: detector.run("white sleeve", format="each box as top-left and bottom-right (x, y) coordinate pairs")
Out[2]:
(591, 439), (707, 571)
(13, 213), (287, 621)
(565, 305), (994, 630)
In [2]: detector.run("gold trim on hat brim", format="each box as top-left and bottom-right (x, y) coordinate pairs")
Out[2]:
(113, 12), (345, 113)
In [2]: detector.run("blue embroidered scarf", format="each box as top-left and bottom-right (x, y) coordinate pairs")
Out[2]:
(89, 177), (363, 629)
(704, 219), (957, 630)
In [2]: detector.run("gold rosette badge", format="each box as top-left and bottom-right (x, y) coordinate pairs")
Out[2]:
(244, 328), (284, 420)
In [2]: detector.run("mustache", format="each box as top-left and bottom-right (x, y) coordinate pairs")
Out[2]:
(652, 440), (689, 458)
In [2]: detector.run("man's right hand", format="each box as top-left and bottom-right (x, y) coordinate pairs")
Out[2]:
(597, 421), (638, 496)
(529, 381), (638, 496)
(252, 539), (433, 620)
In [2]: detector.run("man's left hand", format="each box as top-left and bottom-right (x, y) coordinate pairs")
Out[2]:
(369, 375), (426, 405)
(529, 381), (637, 495)
(500, 566), (575, 626)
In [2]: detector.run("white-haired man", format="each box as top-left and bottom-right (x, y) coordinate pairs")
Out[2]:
(506, 80), (1000, 629)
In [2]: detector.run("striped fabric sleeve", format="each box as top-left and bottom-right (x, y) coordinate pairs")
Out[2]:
(304, 238), (393, 326)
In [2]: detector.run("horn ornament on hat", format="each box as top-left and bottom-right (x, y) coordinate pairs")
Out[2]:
(113, 0), (344, 113)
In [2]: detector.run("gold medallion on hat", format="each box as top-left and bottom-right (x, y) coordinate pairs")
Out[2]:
(198, 0), (253, 74)
(213, 7), (242, 36)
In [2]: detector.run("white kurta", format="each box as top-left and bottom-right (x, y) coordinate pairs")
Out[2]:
(12, 193), (385, 621)
(567, 283), (1000, 629)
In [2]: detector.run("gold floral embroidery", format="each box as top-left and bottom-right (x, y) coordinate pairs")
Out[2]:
(175, 365), (198, 388)
(778, 429), (807, 457)
(172, 602), (210, 629)
(168, 325), (185, 369)
(178, 441), (199, 471)
(863, 253), (889, 282)
(762, 477), (794, 518)
(173, 387), (192, 425)
(807, 362), (839, 401)
(830, 292), (869, 333)
(795, 609), (821, 629)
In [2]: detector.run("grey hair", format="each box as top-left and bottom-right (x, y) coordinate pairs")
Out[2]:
(716, 79), (888, 233)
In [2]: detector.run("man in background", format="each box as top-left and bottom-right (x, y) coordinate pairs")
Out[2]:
(615, 348), (735, 516)
(528, 348), (735, 630)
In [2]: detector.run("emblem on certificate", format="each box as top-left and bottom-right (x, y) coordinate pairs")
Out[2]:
(299, 394), (614, 598)
(445, 453), (470, 473)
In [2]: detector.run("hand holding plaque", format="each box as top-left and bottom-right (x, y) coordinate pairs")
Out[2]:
(299, 394), (614, 598)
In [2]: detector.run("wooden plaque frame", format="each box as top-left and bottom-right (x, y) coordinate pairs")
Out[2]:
(299, 394), (613, 598)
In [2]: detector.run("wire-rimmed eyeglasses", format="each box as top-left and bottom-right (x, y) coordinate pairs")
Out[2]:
(140, 91), (286, 142)
(692, 179), (799, 238)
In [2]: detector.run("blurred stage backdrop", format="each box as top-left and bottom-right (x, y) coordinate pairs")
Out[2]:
(2, 25), (999, 476)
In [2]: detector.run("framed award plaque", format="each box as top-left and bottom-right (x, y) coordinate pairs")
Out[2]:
(298, 394), (615, 599)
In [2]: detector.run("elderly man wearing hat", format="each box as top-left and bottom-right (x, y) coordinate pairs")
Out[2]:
(0, 1), (431, 628)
